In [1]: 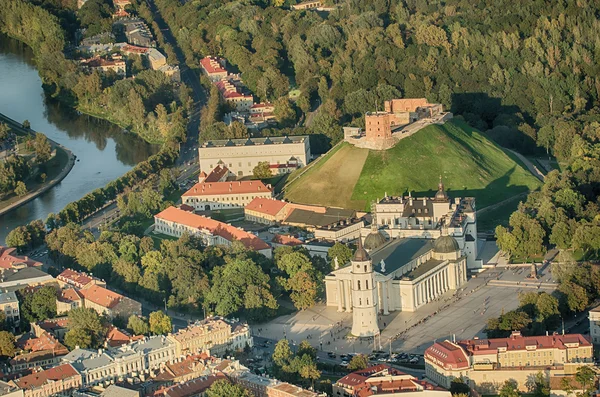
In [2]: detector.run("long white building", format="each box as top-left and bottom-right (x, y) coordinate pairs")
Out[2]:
(198, 136), (311, 177)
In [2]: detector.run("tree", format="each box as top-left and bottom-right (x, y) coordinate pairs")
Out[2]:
(328, 243), (352, 268)
(253, 162), (272, 179)
(206, 380), (250, 397)
(149, 311), (172, 335)
(560, 377), (575, 397)
(527, 372), (549, 397)
(499, 380), (520, 397)
(0, 123), (8, 141)
(65, 307), (106, 349)
(33, 133), (51, 163)
(273, 339), (293, 368)
(274, 97), (296, 127)
(0, 331), (15, 357)
(65, 327), (93, 350)
(575, 366), (595, 396)
(127, 315), (149, 335)
(348, 354), (369, 371)
(14, 181), (27, 196)
(5, 225), (31, 253)
(450, 377), (471, 395)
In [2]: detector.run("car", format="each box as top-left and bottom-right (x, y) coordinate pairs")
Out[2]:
(340, 361), (348, 367)
(327, 352), (337, 358)
(410, 358), (419, 364)
(368, 354), (376, 360)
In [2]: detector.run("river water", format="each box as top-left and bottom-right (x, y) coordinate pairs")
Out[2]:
(0, 35), (158, 243)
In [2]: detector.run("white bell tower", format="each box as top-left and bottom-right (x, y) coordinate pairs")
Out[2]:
(350, 239), (379, 337)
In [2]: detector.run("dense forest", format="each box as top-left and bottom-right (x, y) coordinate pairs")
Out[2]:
(0, 0), (188, 144)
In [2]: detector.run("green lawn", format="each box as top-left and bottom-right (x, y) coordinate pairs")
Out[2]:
(352, 119), (543, 210)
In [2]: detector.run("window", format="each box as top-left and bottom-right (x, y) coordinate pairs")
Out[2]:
(364, 265), (367, 272)
(366, 280), (369, 289)
(357, 281), (361, 290)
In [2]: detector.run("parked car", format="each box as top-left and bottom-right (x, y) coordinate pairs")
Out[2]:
(340, 361), (349, 367)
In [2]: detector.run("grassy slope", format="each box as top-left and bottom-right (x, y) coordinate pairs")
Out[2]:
(284, 142), (369, 210)
(352, 119), (543, 210)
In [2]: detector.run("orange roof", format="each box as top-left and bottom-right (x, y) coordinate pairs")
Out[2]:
(106, 326), (142, 347)
(245, 197), (288, 216)
(162, 373), (225, 397)
(459, 332), (591, 355)
(155, 207), (270, 251)
(13, 363), (79, 390)
(79, 285), (125, 309)
(35, 318), (70, 332)
(182, 180), (272, 197)
(58, 288), (82, 303)
(200, 57), (227, 75)
(385, 98), (429, 113)
(272, 234), (303, 246)
(153, 353), (212, 381)
(18, 332), (64, 352)
(57, 269), (98, 288)
(425, 341), (470, 370)
(204, 165), (229, 182)
(0, 246), (42, 269)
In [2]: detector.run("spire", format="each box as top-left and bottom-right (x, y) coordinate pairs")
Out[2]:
(371, 201), (378, 231)
(352, 238), (370, 262)
(435, 175), (448, 201)
(438, 175), (444, 191)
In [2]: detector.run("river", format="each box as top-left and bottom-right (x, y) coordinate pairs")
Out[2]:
(0, 35), (158, 244)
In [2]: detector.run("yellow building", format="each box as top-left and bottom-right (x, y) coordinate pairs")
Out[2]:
(167, 317), (252, 356)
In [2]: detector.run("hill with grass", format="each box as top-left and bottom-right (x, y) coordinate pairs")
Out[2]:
(284, 119), (542, 214)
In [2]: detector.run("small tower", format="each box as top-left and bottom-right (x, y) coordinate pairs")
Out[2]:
(350, 239), (379, 337)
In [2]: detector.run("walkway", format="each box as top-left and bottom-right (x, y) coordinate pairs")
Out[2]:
(507, 148), (545, 181)
(0, 113), (75, 217)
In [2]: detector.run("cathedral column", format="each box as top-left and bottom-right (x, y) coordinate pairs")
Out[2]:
(337, 280), (344, 312)
(382, 282), (389, 315)
(445, 268), (450, 290)
(427, 278), (432, 302)
(345, 280), (352, 312)
(377, 282), (383, 312)
(434, 274), (439, 298)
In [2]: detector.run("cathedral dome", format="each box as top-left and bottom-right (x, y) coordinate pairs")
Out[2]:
(434, 177), (448, 201)
(434, 235), (459, 253)
(363, 231), (386, 251)
(353, 239), (370, 262)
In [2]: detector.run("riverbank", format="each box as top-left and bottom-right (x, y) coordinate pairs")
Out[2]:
(0, 112), (76, 217)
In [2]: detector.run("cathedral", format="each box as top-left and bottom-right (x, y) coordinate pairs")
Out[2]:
(324, 180), (471, 338)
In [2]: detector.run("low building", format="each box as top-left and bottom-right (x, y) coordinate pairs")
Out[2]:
(291, 0), (323, 10)
(549, 376), (586, 397)
(105, 326), (143, 348)
(267, 383), (324, 397)
(56, 288), (83, 315)
(200, 56), (228, 82)
(118, 19), (155, 48)
(215, 78), (254, 112)
(0, 292), (20, 325)
(32, 318), (70, 341)
(249, 103), (276, 123)
(271, 234), (303, 249)
(154, 206), (271, 257)
(425, 332), (594, 393)
(0, 381), (23, 397)
(153, 354), (241, 388)
(79, 285), (142, 320)
(181, 179), (273, 211)
(0, 268), (55, 291)
(198, 164), (232, 183)
(158, 64), (181, 82)
(159, 373), (226, 397)
(10, 363), (82, 397)
(244, 198), (288, 225)
(63, 336), (176, 386)
(589, 304), (600, 344)
(198, 136), (311, 178)
(283, 205), (356, 231)
(334, 365), (449, 397)
(0, 246), (42, 269)
(147, 48), (167, 70)
(302, 239), (335, 259)
(314, 218), (364, 242)
(167, 316), (252, 357)
(11, 332), (69, 373)
(231, 371), (279, 397)
(80, 57), (126, 76)
(57, 269), (106, 290)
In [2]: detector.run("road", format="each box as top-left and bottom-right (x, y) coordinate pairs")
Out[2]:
(507, 148), (545, 181)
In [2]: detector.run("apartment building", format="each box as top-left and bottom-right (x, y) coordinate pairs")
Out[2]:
(181, 179), (273, 211)
(11, 331), (69, 373)
(200, 56), (228, 82)
(57, 269), (106, 290)
(167, 316), (252, 356)
(425, 332), (593, 393)
(10, 363), (82, 397)
(79, 285), (142, 320)
(0, 292), (20, 325)
(244, 198), (288, 225)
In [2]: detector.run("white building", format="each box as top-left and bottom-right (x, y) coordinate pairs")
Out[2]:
(325, 235), (467, 334)
(369, 179), (480, 270)
(181, 180), (273, 211)
(589, 305), (600, 344)
(154, 206), (272, 258)
(198, 136), (311, 177)
(0, 292), (20, 325)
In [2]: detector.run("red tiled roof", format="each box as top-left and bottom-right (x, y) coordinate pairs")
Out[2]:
(155, 207), (270, 251)
(13, 363), (80, 390)
(0, 246), (42, 269)
(153, 353), (212, 381)
(459, 332), (592, 355)
(36, 318), (70, 333)
(245, 198), (287, 217)
(182, 180), (272, 197)
(272, 234), (303, 246)
(425, 341), (470, 370)
(251, 103), (273, 109)
(17, 332), (64, 352)
(79, 285), (126, 309)
(162, 373), (225, 397)
(204, 165), (229, 182)
(58, 288), (82, 303)
(106, 326), (142, 347)
(57, 269), (97, 288)
(121, 44), (149, 54)
(200, 57), (227, 75)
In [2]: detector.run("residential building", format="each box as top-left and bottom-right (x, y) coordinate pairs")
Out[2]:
(11, 332), (69, 373)
(230, 371), (279, 397)
(198, 136), (311, 178)
(425, 332), (593, 393)
(244, 198), (288, 225)
(79, 284), (142, 320)
(63, 336), (176, 386)
(0, 246), (42, 269)
(57, 269), (106, 290)
(80, 57), (127, 76)
(105, 326), (143, 348)
(153, 354), (241, 387)
(314, 218), (364, 242)
(10, 363), (82, 397)
(154, 206), (271, 257)
(159, 64), (181, 82)
(148, 48), (167, 70)
(56, 288), (83, 315)
(325, 236), (467, 334)
(589, 304), (600, 344)
(249, 103), (276, 123)
(0, 291), (20, 325)
(32, 318), (70, 341)
(182, 179), (273, 211)
(215, 78), (254, 112)
(0, 268), (56, 291)
(159, 373), (226, 397)
(167, 316), (252, 356)
(198, 164), (232, 183)
(291, 0), (322, 10)
(267, 383), (324, 397)
(271, 234), (303, 249)
(334, 365), (450, 397)
(200, 57), (228, 82)
(118, 19), (155, 48)
(0, 381), (23, 397)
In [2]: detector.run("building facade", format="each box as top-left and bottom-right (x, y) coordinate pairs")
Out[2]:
(79, 285), (142, 320)
(154, 206), (272, 257)
(244, 198), (289, 225)
(200, 56), (228, 82)
(181, 180), (273, 211)
(198, 136), (311, 177)
(425, 332), (593, 393)
(0, 292), (20, 326)
(11, 363), (82, 397)
(589, 305), (600, 344)
(325, 235), (468, 327)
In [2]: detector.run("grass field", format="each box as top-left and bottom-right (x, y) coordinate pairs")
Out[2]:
(352, 119), (543, 210)
(284, 142), (369, 210)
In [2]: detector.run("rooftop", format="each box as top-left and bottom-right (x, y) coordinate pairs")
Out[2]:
(182, 180), (272, 197)
(200, 56), (227, 75)
(162, 373), (225, 397)
(57, 268), (101, 288)
(369, 238), (433, 276)
(272, 234), (303, 246)
(0, 291), (18, 305)
(285, 207), (356, 228)
(245, 197), (288, 216)
(155, 206), (270, 251)
(79, 285), (128, 309)
(13, 363), (79, 390)
(0, 246), (42, 269)
(404, 258), (444, 280)
(459, 332), (592, 355)
(200, 135), (307, 148)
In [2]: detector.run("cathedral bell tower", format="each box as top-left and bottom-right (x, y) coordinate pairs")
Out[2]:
(350, 239), (379, 337)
